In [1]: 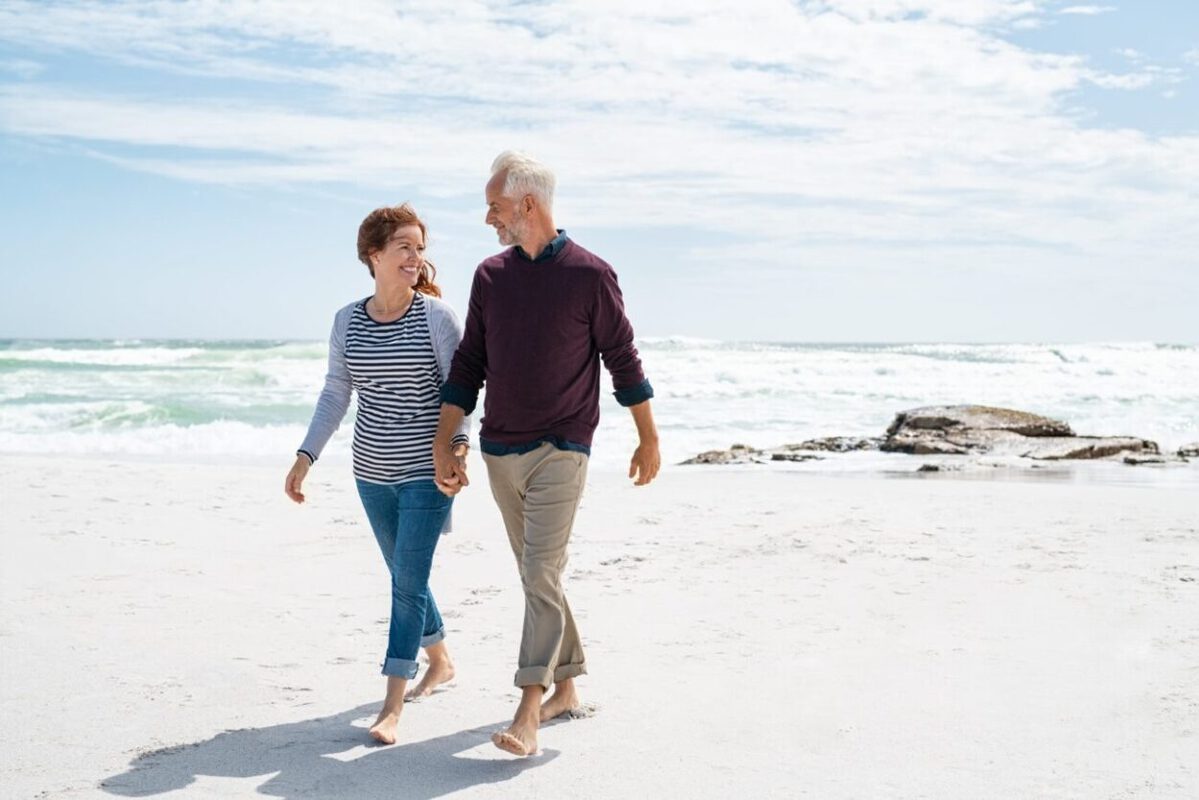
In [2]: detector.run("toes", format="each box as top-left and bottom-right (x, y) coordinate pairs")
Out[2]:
(492, 731), (533, 756)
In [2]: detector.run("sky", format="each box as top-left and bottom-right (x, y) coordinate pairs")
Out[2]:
(0, 0), (1196, 343)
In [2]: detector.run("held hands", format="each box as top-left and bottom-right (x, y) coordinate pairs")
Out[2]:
(285, 455), (311, 504)
(434, 442), (471, 497)
(629, 438), (661, 486)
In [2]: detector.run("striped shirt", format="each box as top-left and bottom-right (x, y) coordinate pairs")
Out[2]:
(344, 292), (443, 484)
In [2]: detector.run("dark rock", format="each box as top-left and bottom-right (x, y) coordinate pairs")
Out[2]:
(1026, 438), (1158, 460)
(680, 444), (761, 465)
(917, 464), (940, 472)
(780, 436), (882, 453)
(906, 439), (971, 456)
(885, 405), (1073, 440)
(1178, 442), (1199, 458)
(883, 405), (1157, 461)
(683, 405), (1169, 467)
(771, 453), (823, 462)
(1123, 454), (1168, 465)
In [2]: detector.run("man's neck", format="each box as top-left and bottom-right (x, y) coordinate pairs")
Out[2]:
(517, 221), (560, 260)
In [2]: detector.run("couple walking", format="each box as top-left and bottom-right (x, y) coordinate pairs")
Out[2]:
(285, 151), (660, 757)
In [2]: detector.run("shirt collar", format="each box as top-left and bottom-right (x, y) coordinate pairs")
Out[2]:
(516, 229), (568, 262)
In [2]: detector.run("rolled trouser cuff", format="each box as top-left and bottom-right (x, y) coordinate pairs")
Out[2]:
(381, 657), (419, 679)
(554, 662), (587, 683)
(420, 628), (446, 648)
(514, 666), (554, 690)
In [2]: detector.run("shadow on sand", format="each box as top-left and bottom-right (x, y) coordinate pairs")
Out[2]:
(99, 704), (556, 799)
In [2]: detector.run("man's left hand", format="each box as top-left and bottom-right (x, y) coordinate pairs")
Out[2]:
(628, 440), (660, 486)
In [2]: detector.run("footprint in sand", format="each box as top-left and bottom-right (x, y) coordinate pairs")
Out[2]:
(564, 702), (599, 720)
(461, 585), (503, 606)
(599, 555), (646, 567)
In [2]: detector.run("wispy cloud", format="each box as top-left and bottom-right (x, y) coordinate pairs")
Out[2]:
(1085, 64), (1181, 90)
(0, 58), (44, 78)
(1058, 5), (1116, 15)
(0, 0), (1195, 279)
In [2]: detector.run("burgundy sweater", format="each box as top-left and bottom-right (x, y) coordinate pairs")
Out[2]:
(441, 237), (653, 453)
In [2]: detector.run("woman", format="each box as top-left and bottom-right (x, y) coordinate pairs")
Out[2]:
(284, 203), (470, 745)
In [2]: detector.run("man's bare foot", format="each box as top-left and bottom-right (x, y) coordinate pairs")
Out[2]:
(539, 683), (580, 722)
(368, 709), (401, 745)
(405, 659), (455, 701)
(492, 721), (538, 756)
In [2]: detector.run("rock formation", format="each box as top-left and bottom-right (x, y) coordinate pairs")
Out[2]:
(881, 405), (1158, 460)
(682, 405), (1179, 466)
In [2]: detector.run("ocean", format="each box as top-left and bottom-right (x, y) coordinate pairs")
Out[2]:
(2, 339), (1196, 471)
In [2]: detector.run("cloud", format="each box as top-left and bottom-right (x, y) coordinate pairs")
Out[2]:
(0, 58), (43, 78)
(1058, 5), (1116, 15)
(0, 0), (1195, 281)
(1185, 48), (1199, 66)
(1085, 62), (1183, 90)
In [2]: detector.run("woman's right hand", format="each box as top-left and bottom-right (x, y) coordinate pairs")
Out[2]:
(285, 455), (311, 504)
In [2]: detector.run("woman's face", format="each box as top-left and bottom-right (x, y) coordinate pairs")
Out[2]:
(372, 224), (425, 286)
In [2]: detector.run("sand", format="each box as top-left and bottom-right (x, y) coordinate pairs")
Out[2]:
(1, 454), (1197, 798)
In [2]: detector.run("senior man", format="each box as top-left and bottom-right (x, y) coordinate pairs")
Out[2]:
(432, 150), (660, 757)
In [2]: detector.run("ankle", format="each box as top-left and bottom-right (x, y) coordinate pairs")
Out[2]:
(515, 708), (541, 726)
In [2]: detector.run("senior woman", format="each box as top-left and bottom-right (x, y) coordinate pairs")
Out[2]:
(284, 203), (470, 745)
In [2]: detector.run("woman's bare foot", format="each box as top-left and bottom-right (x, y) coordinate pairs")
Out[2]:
(405, 650), (455, 701)
(368, 675), (408, 745)
(369, 709), (402, 745)
(539, 679), (580, 722)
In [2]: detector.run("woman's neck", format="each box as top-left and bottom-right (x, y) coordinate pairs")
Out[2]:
(371, 280), (415, 314)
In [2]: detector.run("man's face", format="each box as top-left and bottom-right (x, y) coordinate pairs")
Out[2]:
(485, 172), (526, 247)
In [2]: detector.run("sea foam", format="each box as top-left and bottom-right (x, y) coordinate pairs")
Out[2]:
(2, 339), (1195, 469)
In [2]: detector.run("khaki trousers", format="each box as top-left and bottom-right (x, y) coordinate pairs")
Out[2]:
(483, 443), (588, 690)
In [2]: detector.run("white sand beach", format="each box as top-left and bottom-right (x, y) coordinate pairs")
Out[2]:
(2, 455), (1197, 798)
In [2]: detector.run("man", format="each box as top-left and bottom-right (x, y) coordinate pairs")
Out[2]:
(432, 151), (660, 757)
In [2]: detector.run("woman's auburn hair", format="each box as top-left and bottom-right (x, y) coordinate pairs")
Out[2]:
(356, 203), (441, 297)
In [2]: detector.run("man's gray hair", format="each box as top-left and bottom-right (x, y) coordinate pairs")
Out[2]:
(491, 150), (555, 210)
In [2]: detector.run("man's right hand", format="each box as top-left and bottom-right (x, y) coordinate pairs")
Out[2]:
(433, 441), (470, 497)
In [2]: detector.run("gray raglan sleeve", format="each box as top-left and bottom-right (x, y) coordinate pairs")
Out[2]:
(297, 306), (354, 463)
(431, 300), (472, 446)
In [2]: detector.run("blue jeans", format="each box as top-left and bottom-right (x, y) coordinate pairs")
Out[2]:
(355, 479), (453, 678)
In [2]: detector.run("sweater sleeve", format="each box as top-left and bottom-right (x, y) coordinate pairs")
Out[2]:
(441, 269), (488, 415)
(429, 298), (472, 446)
(297, 306), (354, 462)
(592, 267), (654, 407)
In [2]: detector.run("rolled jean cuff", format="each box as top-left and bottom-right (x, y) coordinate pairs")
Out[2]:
(420, 627), (446, 648)
(381, 657), (419, 679)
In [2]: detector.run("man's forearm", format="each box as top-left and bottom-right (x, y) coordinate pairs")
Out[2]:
(629, 399), (658, 443)
(434, 403), (467, 449)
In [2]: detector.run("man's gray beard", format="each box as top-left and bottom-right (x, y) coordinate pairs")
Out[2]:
(501, 217), (526, 247)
